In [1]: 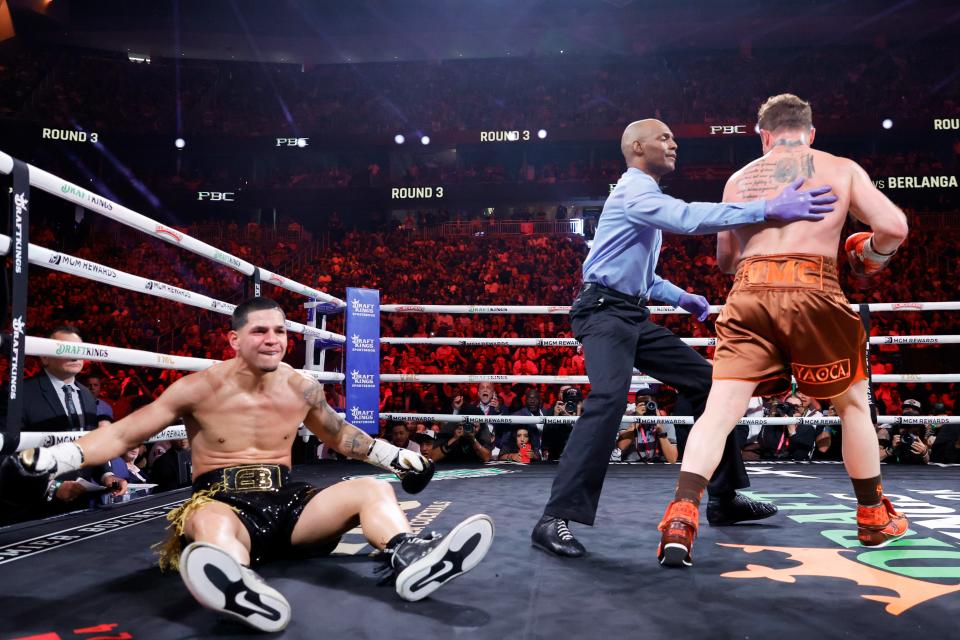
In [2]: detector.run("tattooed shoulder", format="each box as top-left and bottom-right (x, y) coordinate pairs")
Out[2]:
(302, 378), (326, 408)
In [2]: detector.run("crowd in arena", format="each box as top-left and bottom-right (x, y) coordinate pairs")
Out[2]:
(5, 42), (958, 137)
(4, 210), (957, 508)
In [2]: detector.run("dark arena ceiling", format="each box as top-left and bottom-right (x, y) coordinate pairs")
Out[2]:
(6, 0), (960, 65)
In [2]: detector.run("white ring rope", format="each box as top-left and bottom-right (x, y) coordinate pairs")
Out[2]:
(13, 412), (953, 454)
(380, 412), (957, 426)
(381, 335), (960, 347)
(381, 302), (960, 315)
(25, 336), (344, 382)
(0, 150), (344, 308)
(0, 235), (344, 343)
(381, 373), (960, 384)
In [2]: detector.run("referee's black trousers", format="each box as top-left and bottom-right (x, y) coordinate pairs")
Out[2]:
(543, 288), (749, 526)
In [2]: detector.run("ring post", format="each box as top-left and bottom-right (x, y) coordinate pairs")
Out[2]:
(344, 288), (380, 434)
(2, 159), (30, 455)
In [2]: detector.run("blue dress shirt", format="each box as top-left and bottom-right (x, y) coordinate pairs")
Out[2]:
(582, 168), (765, 305)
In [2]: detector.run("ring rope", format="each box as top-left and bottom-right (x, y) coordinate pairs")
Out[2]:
(380, 302), (960, 315)
(25, 336), (345, 381)
(0, 150), (344, 308)
(381, 373), (960, 384)
(13, 412), (953, 454)
(381, 335), (960, 347)
(381, 413), (956, 426)
(0, 235), (344, 343)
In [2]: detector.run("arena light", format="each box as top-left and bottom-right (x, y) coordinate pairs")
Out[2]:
(882, 118), (893, 130)
(394, 134), (405, 145)
(537, 129), (548, 139)
(420, 135), (430, 145)
(296, 138), (307, 148)
(174, 137), (186, 149)
(754, 123), (761, 134)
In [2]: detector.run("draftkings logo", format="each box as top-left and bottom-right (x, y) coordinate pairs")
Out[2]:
(349, 406), (375, 423)
(9, 316), (24, 399)
(350, 299), (377, 318)
(720, 488), (960, 615)
(350, 334), (376, 353)
(349, 370), (376, 388)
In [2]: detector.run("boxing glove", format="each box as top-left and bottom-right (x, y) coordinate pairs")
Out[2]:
(365, 439), (435, 494)
(845, 232), (896, 277)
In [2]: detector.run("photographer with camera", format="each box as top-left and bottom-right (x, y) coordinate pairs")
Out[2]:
(541, 385), (583, 461)
(887, 399), (931, 465)
(616, 387), (678, 463)
(756, 396), (816, 461)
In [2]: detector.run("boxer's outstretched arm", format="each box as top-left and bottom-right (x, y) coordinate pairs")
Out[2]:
(848, 162), (908, 254)
(301, 379), (373, 459)
(71, 375), (198, 467)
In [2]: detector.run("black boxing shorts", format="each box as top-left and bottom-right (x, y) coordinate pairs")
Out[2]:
(192, 464), (338, 564)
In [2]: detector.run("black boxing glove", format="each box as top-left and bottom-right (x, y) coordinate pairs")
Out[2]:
(365, 439), (435, 494)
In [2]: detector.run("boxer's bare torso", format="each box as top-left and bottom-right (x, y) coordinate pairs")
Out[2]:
(72, 308), (369, 476)
(719, 142), (856, 269)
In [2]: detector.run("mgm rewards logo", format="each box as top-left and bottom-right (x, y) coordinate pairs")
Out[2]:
(719, 489), (960, 615)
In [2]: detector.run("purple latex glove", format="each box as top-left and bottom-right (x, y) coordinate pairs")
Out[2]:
(678, 292), (710, 322)
(764, 178), (837, 222)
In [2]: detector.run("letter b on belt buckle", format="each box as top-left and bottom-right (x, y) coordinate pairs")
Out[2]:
(226, 465), (280, 491)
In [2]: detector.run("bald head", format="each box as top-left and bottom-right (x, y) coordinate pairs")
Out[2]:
(620, 119), (677, 178)
(621, 119), (661, 159)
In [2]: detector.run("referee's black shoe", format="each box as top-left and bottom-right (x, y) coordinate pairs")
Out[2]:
(531, 516), (586, 557)
(706, 492), (778, 526)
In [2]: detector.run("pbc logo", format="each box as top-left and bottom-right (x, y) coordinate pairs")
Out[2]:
(197, 191), (235, 201)
(276, 137), (309, 147)
(710, 125), (748, 135)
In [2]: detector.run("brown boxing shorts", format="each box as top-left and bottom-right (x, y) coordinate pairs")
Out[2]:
(712, 253), (867, 399)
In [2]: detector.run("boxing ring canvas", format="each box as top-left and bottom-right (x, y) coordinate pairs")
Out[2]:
(1, 462), (957, 640)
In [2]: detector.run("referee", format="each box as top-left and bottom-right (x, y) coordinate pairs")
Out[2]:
(532, 118), (837, 556)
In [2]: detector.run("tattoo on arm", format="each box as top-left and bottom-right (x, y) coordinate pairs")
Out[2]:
(303, 380), (325, 408)
(346, 431), (370, 457)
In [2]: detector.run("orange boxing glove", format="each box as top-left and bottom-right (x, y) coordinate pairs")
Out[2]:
(844, 232), (896, 277)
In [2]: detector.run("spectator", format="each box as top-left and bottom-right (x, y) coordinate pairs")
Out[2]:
(616, 389), (678, 463)
(451, 381), (504, 445)
(84, 374), (114, 422)
(889, 399), (931, 464)
(507, 388), (546, 452)
(498, 427), (541, 463)
(387, 422), (421, 454)
(541, 385), (582, 461)
(0, 326), (126, 522)
(432, 423), (493, 464)
(151, 438), (193, 492)
(756, 397), (816, 461)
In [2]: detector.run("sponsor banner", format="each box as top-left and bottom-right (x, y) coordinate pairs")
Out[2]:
(3, 159), (30, 455)
(0, 501), (183, 565)
(345, 288), (380, 434)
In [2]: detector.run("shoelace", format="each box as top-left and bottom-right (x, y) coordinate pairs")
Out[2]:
(556, 520), (574, 542)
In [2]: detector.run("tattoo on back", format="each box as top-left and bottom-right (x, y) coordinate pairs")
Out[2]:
(736, 153), (817, 200)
